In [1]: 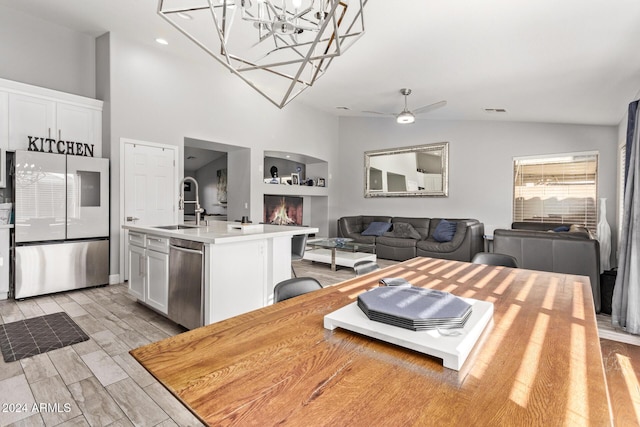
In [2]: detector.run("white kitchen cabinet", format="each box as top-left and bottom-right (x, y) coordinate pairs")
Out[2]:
(57, 102), (102, 156)
(145, 236), (169, 315)
(1, 78), (103, 156)
(128, 233), (146, 301)
(127, 232), (170, 315)
(0, 228), (10, 300)
(8, 93), (56, 151)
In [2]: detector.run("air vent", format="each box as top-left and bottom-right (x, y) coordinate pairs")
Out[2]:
(484, 108), (507, 113)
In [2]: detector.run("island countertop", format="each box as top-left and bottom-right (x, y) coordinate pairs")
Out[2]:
(123, 222), (318, 244)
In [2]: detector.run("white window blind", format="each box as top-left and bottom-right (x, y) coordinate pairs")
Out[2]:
(15, 172), (66, 221)
(513, 153), (598, 231)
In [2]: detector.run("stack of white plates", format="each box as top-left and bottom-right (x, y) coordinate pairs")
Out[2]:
(357, 286), (472, 331)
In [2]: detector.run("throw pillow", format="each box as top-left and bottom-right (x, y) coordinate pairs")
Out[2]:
(361, 221), (392, 236)
(432, 219), (457, 242)
(391, 222), (422, 240)
(553, 225), (570, 232)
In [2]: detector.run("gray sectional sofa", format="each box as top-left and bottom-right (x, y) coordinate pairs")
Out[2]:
(493, 222), (601, 312)
(337, 216), (484, 262)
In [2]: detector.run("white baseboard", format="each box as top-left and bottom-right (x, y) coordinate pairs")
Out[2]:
(109, 274), (121, 285)
(598, 328), (640, 346)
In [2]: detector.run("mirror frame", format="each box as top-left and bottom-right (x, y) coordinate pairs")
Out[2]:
(364, 142), (449, 198)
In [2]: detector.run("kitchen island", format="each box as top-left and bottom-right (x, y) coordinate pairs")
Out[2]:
(123, 222), (318, 327)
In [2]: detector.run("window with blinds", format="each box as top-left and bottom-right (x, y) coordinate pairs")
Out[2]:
(513, 153), (598, 231)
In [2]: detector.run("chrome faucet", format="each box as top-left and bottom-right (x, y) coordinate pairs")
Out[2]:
(179, 176), (204, 226)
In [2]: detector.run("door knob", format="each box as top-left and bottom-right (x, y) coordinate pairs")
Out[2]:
(126, 216), (140, 222)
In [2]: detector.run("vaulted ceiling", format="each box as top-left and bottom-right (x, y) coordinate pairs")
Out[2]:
(3, 0), (640, 125)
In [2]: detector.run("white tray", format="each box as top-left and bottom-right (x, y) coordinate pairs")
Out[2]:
(227, 223), (264, 232)
(324, 298), (493, 370)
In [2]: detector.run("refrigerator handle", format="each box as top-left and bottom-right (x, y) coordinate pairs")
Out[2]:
(77, 172), (82, 208)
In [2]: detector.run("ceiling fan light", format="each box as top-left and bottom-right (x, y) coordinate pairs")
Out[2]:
(397, 111), (415, 124)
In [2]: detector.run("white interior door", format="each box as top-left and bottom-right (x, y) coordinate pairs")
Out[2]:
(122, 140), (176, 280)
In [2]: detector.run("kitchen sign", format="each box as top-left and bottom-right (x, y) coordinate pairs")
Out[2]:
(27, 136), (95, 157)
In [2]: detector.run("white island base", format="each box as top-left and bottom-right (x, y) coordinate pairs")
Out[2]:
(203, 234), (293, 323)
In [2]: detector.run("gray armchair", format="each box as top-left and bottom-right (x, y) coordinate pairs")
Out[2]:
(493, 228), (601, 312)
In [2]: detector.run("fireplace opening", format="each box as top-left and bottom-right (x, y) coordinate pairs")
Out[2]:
(264, 195), (303, 226)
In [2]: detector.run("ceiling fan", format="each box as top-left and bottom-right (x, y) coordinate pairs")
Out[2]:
(364, 88), (447, 124)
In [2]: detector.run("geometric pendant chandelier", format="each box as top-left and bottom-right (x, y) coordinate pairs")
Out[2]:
(158, 0), (368, 108)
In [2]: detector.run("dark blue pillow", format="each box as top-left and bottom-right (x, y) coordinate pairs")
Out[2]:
(432, 219), (457, 242)
(361, 221), (392, 236)
(553, 225), (570, 232)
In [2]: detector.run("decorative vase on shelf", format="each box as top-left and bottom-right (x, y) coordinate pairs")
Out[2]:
(596, 198), (611, 273)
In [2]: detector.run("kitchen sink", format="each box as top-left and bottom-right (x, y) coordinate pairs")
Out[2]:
(152, 224), (200, 230)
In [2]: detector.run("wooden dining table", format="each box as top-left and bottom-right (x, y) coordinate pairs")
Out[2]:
(130, 257), (612, 426)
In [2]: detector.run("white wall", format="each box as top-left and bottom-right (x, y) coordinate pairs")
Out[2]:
(336, 118), (619, 245)
(0, 5), (96, 98)
(106, 33), (340, 276)
(195, 156), (228, 215)
(0, 4), (626, 277)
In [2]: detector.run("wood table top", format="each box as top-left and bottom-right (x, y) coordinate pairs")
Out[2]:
(130, 257), (612, 426)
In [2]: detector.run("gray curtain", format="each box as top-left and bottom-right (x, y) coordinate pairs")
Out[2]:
(612, 100), (640, 334)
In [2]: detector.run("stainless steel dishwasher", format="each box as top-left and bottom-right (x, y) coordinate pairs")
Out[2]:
(168, 238), (204, 330)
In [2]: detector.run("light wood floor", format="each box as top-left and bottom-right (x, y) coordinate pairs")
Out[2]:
(0, 285), (205, 427)
(0, 259), (638, 426)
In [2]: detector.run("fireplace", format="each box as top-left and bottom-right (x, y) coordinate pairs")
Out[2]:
(264, 195), (303, 226)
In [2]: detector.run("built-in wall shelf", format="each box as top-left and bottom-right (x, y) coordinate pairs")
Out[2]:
(262, 150), (329, 237)
(262, 183), (328, 197)
(264, 150), (328, 188)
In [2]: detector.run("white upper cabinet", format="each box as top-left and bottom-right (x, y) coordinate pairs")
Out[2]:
(8, 93), (56, 151)
(0, 78), (103, 157)
(57, 103), (101, 157)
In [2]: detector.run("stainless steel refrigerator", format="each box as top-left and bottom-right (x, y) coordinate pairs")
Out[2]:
(14, 150), (109, 299)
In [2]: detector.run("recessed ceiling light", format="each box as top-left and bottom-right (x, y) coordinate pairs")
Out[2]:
(176, 12), (193, 20)
(155, 38), (169, 45)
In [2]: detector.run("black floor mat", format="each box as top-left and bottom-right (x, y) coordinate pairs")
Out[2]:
(0, 312), (89, 362)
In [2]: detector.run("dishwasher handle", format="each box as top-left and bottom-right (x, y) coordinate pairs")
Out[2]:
(169, 244), (204, 255)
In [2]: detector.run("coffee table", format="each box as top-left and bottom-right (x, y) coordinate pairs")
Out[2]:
(304, 238), (376, 271)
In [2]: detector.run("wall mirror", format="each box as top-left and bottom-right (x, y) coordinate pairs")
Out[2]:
(364, 142), (449, 197)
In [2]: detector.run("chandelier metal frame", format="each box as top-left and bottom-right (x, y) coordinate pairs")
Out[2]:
(158, 0), (367, 108)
